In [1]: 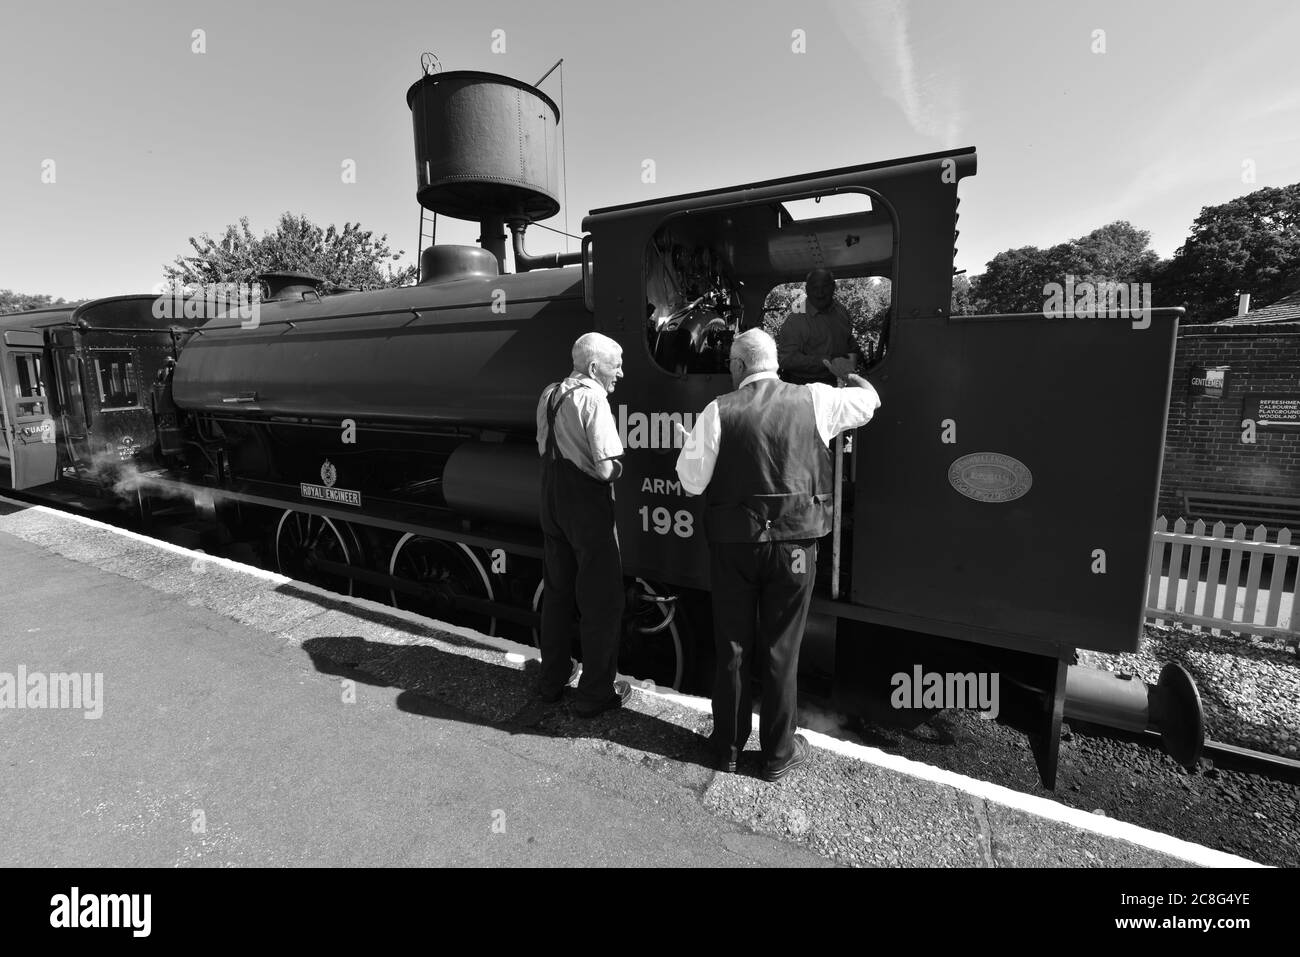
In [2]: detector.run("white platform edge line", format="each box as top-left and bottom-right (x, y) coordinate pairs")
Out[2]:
(0, 496), (292, 583)
(1, 493), (1267, 869)
(0, 495), (568, 654)
(649, 691), (1267, 868)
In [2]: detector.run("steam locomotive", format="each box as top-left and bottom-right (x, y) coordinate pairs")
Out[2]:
(0, 67), (1203, 787)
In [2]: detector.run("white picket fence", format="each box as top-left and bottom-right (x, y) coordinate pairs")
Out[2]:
(1147, 517), (1300, 643)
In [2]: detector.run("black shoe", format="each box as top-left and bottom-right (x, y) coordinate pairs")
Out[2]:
(537, 660), (581, 703)
(761, 734), (810, 782)
(573, 680), (633, 718)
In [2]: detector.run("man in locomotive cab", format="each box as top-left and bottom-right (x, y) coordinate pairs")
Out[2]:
(534, 332), (634, 717)
(675, 329), (880, 781)
(776, 268), (856, 385)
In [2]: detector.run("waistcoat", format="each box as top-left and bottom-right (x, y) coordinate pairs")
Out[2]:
(704, 378), (833, 543)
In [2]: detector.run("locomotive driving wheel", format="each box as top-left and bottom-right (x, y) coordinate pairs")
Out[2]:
(530, 577), (687, 691)
(388, 534), (496, 636)
(274, 509), (359, 596)
(623, 578), (688, 692)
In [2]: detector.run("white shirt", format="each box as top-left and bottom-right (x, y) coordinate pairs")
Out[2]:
(536, 374), (624, 481)
(675, 370), (881, 496)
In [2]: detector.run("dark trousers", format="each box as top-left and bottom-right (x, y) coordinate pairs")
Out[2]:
(709, 539), (817, 766)
(539, 458), (624, 706)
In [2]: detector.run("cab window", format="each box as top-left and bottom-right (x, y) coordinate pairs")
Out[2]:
(643, 190), (893, 375)
(763, 276), (892, 367)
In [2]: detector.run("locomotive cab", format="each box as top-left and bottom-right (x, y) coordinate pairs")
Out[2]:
(583, 148), (1187, 784)
(582, 149), (966, 603)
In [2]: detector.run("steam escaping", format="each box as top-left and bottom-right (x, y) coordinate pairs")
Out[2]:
(798, 699), (865, 745)
(82, 448), (193, 503)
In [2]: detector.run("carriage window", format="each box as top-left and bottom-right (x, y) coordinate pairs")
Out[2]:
(12, 353), (48, 416)
(63, 353), (82, 411)
(645, 189), (894, 376)
(93, 351), (142, 411)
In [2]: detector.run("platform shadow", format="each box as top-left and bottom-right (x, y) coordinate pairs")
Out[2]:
(299, 631), (721, 775)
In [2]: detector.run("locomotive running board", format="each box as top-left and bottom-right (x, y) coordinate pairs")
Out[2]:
(133, 472), (544, 558)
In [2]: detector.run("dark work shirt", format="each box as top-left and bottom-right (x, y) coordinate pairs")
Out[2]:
(777, 300), (854, 384)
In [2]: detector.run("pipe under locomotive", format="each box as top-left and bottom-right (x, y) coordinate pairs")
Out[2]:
(0, 65), (1206, 788)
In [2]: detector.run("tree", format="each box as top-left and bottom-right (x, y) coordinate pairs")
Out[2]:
(0, 290), (72, 313)
(950, 274), (979, 315)
(971, 221), (1160, 315)
(1157, 184), (1300, 323)
(1069, 221), (1161, 284)
(164, 213), (418, 290)
(971, 246), (1060, 314)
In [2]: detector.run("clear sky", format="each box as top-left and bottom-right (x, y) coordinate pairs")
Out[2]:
(2, 0), (1297, 300)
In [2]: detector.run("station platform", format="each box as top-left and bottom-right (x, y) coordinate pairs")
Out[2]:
(0, 493), (1263, 868)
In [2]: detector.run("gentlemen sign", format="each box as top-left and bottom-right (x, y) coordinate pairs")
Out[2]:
(1243, 394), (1300, 432)
(1189, 365), (1228, 398)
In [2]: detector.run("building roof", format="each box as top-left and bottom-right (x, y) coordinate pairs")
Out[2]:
(1216, 289), (1300, 325)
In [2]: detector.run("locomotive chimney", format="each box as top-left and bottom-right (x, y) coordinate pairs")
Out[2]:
(478, 216), (508, 271)
(407, 66), (573, 273)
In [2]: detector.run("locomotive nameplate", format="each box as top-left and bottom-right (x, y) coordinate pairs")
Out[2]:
(947, 452), (1032, 503)
(300, 458), (362, 506)
(300, 483), (362, 507)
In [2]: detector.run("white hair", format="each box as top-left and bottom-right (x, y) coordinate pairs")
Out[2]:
(572, 332), (621, 372)
(731, 328), (778, 371)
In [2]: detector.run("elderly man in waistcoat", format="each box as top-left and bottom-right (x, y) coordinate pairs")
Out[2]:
(675, 329), (880, 780)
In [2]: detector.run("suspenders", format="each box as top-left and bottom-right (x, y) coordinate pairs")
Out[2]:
(544, 383), (583, 466)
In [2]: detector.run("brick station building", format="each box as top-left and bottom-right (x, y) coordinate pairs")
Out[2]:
(1158, 290), (1300, 528)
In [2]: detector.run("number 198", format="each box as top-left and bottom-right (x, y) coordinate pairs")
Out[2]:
(639, 505), (694, 538)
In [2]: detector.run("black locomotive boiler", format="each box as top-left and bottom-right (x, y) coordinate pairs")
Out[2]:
(0, 67), (1203, 787)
